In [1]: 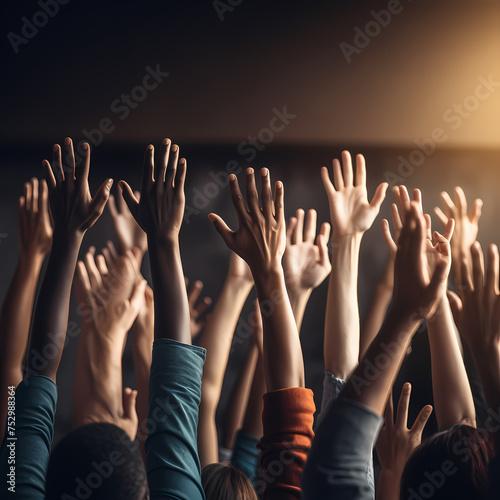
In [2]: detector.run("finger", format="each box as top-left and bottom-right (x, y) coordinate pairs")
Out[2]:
(245, 168), (261, 220)
(188, 280), (203, 307)
(174, 157), (187, 197)
(398, 185), (411, 222)
(208, 213), (234, 248)
(332, 158), (344, 190)
(75, 142), (90, 193)
(390, 204), (402, 239)
(274, 181), (284, 224)
(108, 194), (118, 218)
(107, 241), (118, 260)
(31, 178), (39, 213)
(304, 209), (317, 243)
(142, 144), (154, 192)
(382, 219), (397, 256)
(434, 207), (449, 230)
(157, 139), (170, 183)
(24, 181), (32, 213)
(286, 217), (297, 245)
(469, 198), (483, 227)
(370, 182), (388, 211)
(341, 151), (353, 187)
(412, 188), (422, 207)
(355, 154), (366, 187)
(455, 186), (468, 217)
(442, 218), (455, 242)
(52, 144), (64, 183)
(424, 214), (432, 240)
(228, 174), (250, 225)
(293, 209), (305, 244)
(486, 244), (500, 296)
(471, 241), (485, 296)
(316, 223), (331, 265)
(165, 143), (179, 188)
(118, 181), (139, 221)
(76, 260), (92, 295)
(410, 405), (433, 438)
(440, 191), (456, 217)
(321, 166), (336, 197)
(102, 248), (114, 270)
(260, 168), (274, 219)
(82, 179), (113, 231)
(122, 387), (139, 423)
(320, 221), (331, 241)
(62, 137), (75, 185)
(96, 254), (108, 276)
(396, 382), (412, 429)
(43, 160), (56, 191)
(84, 251), (103, 291)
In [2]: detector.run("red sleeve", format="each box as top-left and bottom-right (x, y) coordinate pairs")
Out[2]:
(257, 387), (316, 500)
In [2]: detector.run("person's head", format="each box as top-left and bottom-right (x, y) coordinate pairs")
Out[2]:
(46, 422), (148, 499)
(202, 462), (257, 500)
(400, 424), (494, 500)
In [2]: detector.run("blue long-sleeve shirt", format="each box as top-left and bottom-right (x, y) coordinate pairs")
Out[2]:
(0, 375), (57, 499)
(145, 338), (207, 500)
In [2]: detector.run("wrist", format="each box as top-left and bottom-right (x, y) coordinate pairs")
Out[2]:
(225, 274), (254, 292)
(331, 231), (363, 248)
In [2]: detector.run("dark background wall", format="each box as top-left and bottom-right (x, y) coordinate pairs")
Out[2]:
(1, 0), (499, 444)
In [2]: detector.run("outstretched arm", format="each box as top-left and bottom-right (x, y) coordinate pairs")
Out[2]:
(321, 151), (388, 380)
(0, 178), (52, 437)
(197, 252), (253, 466)
(120, 139), (205, 500)
(282, 208), (331, 332)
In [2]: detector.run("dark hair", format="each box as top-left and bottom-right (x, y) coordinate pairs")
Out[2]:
(400, 424), (494, 500)
(202, 462), (257, 500)
(46, 422), (148, 499)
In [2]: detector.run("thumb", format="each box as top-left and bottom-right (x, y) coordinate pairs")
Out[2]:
(118, 181), (140, 222)
(208, 213), (234, 248)
(82, 179), (113, 231)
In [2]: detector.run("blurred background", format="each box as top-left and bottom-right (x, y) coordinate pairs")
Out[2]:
(1, 0), (499, 450)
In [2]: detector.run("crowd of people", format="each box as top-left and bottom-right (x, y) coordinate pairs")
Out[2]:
(0, 137), (499, 499)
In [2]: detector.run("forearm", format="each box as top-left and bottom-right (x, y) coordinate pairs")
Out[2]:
(223, 342), (259, 449)
(324, 234), (362, 380)
(0, 252), (45, 377)
(287, 288), (312, 333)
(132, 330), (152, 438)
(241, 353), (265, 439)
(199, 275), (253, 403)
(28, 233), (82, 381)
(148, 237), (190, 344)
(427, 296), (476, 429)
(359, 259), (393, 360)
(254, 268), (304, 392)
(343, 309), (419, 416)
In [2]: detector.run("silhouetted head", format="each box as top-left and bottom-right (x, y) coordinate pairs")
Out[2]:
(400, 424), (494, 500)
(202, 462), (257, 500)
(46, 422), (148, 499)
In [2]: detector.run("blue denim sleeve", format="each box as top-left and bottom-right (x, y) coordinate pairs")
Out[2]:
(231, 429), (260, 483)
(146, 338), (207, 500)
(0, 375), (57, 499)
(303, 397), (383, 500)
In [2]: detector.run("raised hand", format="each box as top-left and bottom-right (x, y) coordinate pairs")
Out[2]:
(108, 188), (147, 259)
(209, 168), (285, 276)
(43, 138), (113, 236)
(384, 203), (453, 319)
(186, 278), (212, 340)
(283, 208), (331, 291)
(376, 384), (433, 499)
(434, 187), (482, 282)
(19, 177), (53, 257)
(119, 139), (186, 242)
(321, 151), (387, 240)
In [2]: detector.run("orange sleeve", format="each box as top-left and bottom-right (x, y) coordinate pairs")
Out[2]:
(257, 387), (315, 500)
